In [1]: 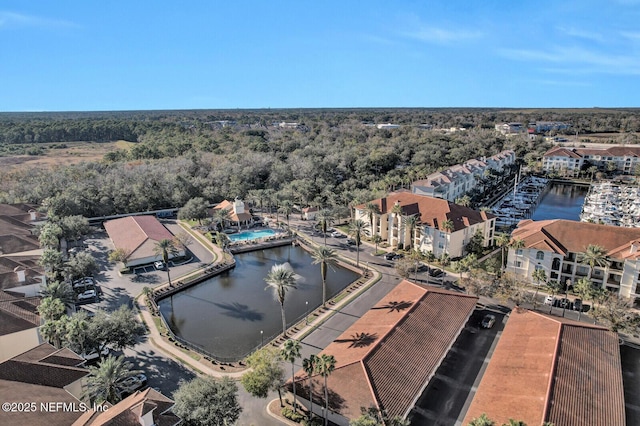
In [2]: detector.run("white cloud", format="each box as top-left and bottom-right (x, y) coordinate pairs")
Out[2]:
(557, 26), (604, 43)
(401, 26), (482, 44)
(498, 46), (640, 75)
(0, 11), (77, 29)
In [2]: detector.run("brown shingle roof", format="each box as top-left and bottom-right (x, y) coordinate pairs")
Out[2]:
(463, 310), (625, 426)
(297, 280), (478, 420)
(0, 291), (41, 335)
(513, 219), (640, 259)
(356, 192), (494, 232)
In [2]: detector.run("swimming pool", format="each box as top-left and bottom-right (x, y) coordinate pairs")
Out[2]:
(227, 229), (276, 242)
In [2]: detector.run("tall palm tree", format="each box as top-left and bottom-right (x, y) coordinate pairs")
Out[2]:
(349, 219), (367, 267)
(215, 231), (231, 252)
(154, 238), (179, 286)
(37, 296), (66, 322)
(279, 200), (294, 231)
(495, 233), (511, 273)
(372, 234), (383, 255)
(391, 203), (403, 248)
(573, 277), (595, 321)
(316, 353), (336, 426)
(317, 209), (334, 246)
(40, 280), (76, 310)
(83, 355), (141, 404)
(214, 208), (231, 231)
(546, 280), (562, 314)
(265, 264), (297, 336)
(508, 238), (525, 273)
(281, 339), (302, 413)
(302, 354), (318, 420)
(531, 268), (547, 309)
(364, 203), (380, 237)
(311, 246), (337, 307)
(405, 214), (419, 251)
(441, 219), (454, 257)
(577, 244), (610, 278)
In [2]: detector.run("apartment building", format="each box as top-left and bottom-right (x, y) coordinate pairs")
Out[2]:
(355, 192), (496, 258)
(411, 150), (516, 202)
(507, 219), (640, 298)
(542, 145), (640, 175)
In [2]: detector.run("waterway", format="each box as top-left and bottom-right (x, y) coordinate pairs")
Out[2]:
(530, 182), (589, 221)
(158, 244), (359, 360)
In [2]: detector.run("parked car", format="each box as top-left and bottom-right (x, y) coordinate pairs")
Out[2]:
(154, 260), (165, 270)
(481, 314), (496, 329)
(573, 298), (583, 312)
(544, 295), (555, 306)
(331, 231), (344, 238)
(384, 252), (396, 261)
(428, 268), (444, 277)
(346, 238), (356, 245)
(81, 347), (110, 362)
(118, 373), (148, 396)
(391, 253), (404, 260)
(77, 289), (97, 302)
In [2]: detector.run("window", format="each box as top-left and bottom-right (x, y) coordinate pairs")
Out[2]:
(438, 242), (444, 249)
(515, 261), (522, 268)
(516, 249), (523, 256)
(535, 264), (543, 271)
(536, 251), (544, 260)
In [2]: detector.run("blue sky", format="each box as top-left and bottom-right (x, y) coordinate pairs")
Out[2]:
(1, 0), (639, 111)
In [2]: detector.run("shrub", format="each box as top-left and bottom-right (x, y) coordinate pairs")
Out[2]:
(281, 407), (305, 423)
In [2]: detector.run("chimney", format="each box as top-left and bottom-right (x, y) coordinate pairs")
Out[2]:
(14, 267), (26, 283)
(631, 242), (639, 254)
(29, 209), (37, 221)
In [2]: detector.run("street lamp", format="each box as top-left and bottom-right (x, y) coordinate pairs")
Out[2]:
(305, 301), (309, 325)
(260, 330), (263, 346)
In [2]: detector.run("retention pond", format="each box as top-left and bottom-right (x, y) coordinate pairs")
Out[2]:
(158, 244), (359, 360)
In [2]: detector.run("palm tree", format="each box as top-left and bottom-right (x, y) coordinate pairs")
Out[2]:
(391, 203), (403, 248)
(573, 277), (593, 321)
(279, 200), (294, 231)
(349, 219), (367, 267)
(316, 353), (336, 426)
(364, 202), (380, 236)
(455, 195), (471, 207)
(265, 264), (297, 335)
(503, 420), (527, 426)
(213, 208), (231, 231)
(372, 234), (383, 255)
(495, 233), (511, 273)
(441, 219), (454, 256)
(467, 413), (495, 426)
(546, 280), (563, 314)
(154, 238), (179, 286)
(311, 246), (337, 307)
(405, 214), (419, 251)
(83, 355), (141, 404)
(577, 244), (610, 279)
(40, 280), (76, 309)
(531, 268), (547, 309)
(508, 238), (525, 273)
(281, 339), (302, 413)
(215, 231), (231, 252)
(317, 209), (334, 246)
(302, 354), (318, 420)
(37, 296), (66, 322)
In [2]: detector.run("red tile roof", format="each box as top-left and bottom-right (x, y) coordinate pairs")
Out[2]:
(297, 280), (478, 420)
(103, 216), (176, 262)
(513, 219), (640, 259)
(544, 145), (640, 158)
(463, 310), (624, 426)
(356, 191), (494, 232)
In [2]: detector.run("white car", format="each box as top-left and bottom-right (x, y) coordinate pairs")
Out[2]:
(544, 295), (555, 306)
(81, 347), (110, 361)
(77, 289), (97, 301)
(154, 260), (165, 270)
(118, 373), (148, 395)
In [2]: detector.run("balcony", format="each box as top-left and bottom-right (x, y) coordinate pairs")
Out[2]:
(561, 265), (573, 274)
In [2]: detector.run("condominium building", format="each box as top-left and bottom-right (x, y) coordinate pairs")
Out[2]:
(507, 219), (640, 298)
(354, 192), (496, 258)
(542, 145), (640, 175)
(411, 150), (516, 202)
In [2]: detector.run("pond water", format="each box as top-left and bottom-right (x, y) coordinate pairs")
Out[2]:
(531, 182), (589, 221)
(158, 245), (359, 360)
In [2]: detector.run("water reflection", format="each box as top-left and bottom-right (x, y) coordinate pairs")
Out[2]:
(158, 245), (359, 359)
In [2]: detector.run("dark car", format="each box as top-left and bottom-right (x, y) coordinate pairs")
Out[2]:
(392, 253), (404, 260)
(429, 268), (444, 277)
(384, 252), (396, 260)
(481, 314), (496, 329)
(573, 298), (582, 312)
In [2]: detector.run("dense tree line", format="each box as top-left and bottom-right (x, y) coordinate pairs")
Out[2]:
(0, 108), (637, 218)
